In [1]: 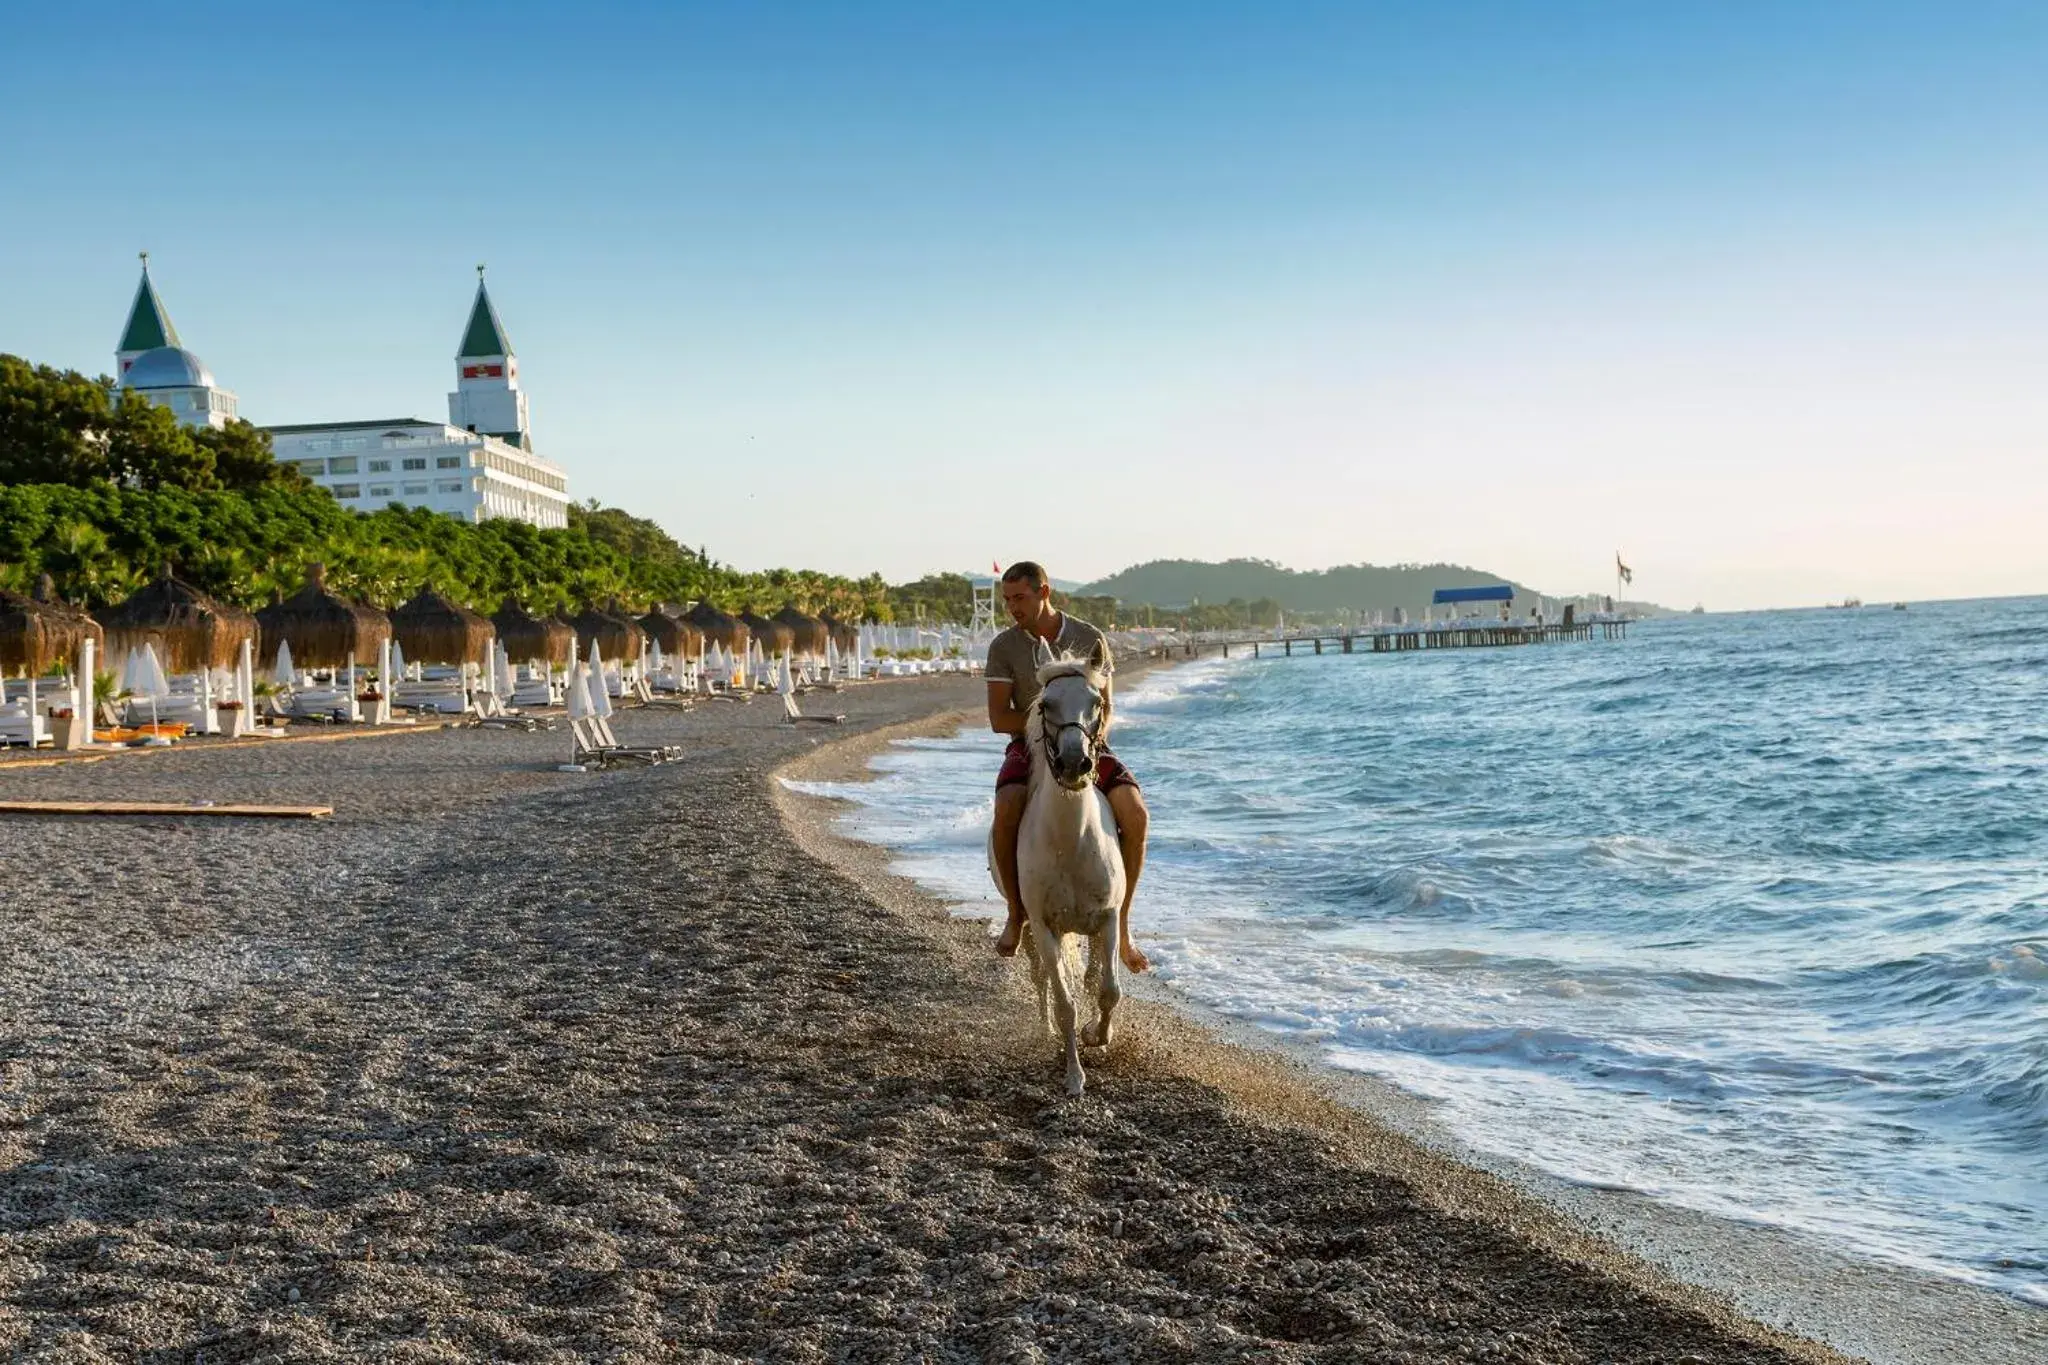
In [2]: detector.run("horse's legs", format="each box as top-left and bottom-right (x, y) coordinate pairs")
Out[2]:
(1082, 920), (1121, 1049)
(1021, 923), (1054, 1036)
(1033, 922), (1084, 1096)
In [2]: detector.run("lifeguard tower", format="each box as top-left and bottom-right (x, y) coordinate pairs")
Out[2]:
(970, 575), (999, 640)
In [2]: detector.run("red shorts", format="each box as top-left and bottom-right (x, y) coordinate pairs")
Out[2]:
(997, 737), (1139, 793)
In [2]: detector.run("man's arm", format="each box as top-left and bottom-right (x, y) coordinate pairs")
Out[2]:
(987, 680), (1027, 736)
(1095, 636), (1115, 738)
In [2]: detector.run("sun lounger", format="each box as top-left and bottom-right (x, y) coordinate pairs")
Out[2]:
(568, 714), (676, 766)
(465, 713), (557, 732)
(392, 679), (472, 715)
(593, 712), (683, 761)
(0, 708), (48, 748)
(511, 672), (559, 708)
(91, 722), (191, 744)
(274, 687), (356, 723)
(782, 694), (845, 725)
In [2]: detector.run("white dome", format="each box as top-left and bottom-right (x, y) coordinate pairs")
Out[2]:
(123, 346), (214, 390)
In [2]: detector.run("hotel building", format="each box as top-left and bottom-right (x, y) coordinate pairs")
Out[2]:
(113, 261), (570, 528)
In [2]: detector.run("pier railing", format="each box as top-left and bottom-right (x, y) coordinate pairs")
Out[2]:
(1147, 619), (1630, 660)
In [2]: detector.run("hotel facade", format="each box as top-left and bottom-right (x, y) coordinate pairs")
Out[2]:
(114, 261), (571, 528)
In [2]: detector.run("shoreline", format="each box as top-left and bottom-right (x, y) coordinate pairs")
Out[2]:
(775, 692), (2045, 1365)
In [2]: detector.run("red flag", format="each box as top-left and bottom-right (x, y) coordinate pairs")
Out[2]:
(992, 560), (1001, 574)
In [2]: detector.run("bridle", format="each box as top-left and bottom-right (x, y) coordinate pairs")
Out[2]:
(1036, 683), (1106, 776)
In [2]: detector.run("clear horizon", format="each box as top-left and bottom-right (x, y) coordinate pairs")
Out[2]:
(3, 3), (2044, 611)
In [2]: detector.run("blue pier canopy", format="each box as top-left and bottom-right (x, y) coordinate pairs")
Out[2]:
(1432, 585), (1514, 605)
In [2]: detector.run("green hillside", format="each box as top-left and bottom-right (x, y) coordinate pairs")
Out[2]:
(1081, 558), (1661, 618)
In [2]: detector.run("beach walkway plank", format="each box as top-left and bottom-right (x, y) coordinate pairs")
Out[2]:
(0, 798), (332, 819)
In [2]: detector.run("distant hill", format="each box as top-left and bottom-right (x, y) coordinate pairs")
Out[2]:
(1080, 558), (1665, 617)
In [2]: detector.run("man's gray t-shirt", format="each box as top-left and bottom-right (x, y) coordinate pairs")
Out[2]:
(986, 614), (1113, 716)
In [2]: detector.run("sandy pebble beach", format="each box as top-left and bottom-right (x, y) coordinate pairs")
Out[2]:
(0, 678), (1986, 1362)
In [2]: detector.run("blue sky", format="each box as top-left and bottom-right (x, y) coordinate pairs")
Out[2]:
(3, 3), (2045, 607)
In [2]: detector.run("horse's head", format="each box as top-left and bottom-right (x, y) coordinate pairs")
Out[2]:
(1033, 657), (1108, 792)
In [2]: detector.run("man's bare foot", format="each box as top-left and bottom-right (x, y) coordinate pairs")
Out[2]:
(995, 910), (1024, 957)
(1119, 938), (1151, 973)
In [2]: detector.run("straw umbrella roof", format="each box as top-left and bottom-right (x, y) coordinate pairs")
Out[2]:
(739, 609), (794, 655)
(255, 564), (390, 670)
(94, 568), (256, 675)
(683, 601), (748, 652)
(539, 610), (578, 656)
(492, 597), (574, 664)
(637, 605), (703, 655)
(0, 575), (104, 676)
(772, 605), (829, 656)
(391, 586), (495, 665)
(818, 611), (860, 652)
(570, 600), (645, 661)
(33, 575), (104, 658)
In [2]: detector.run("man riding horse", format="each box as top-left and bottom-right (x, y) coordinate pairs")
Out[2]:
(985, 562), (1151, 973)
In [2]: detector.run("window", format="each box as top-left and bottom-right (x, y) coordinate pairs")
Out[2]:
(328, 456), (358, 475)
(331, 483), (361, 499)
(401, 457), (427, 471)
(296, 460), (325, 476)
(402, 482), (429, 496)
(368, 459), (391, 473)
(436, 455), (462, 469)
(340, 436), (367, 450)
(435, 479), (464, 494)
(369, 484), (394, 499)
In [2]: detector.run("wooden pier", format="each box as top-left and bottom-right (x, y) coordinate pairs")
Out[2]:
(1156, 619), (1630, 661)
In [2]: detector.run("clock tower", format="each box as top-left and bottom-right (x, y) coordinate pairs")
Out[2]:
(447, 266), (532, 450)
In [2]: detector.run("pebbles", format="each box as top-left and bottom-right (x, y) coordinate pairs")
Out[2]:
(0, 683), (1841, 1362)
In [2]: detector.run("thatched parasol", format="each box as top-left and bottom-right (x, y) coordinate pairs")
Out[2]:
(818, 611), (861, 654)
(255, 564), (390, 670)
(683, 601), (748, 653)
(94, 568), (256, 675)
(539, 611), (578, 659)
(772, 605), (830, 657)
(492, 598), (574, 664)
(638, 605), (703, 656)
(1, 575), (104, 676)
(739, 609), (793, 656)
(570, 600), (645, 661)
(391, 586), (494, 665)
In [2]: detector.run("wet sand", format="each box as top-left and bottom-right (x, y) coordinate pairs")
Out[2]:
(0, 677), (1985, 1361)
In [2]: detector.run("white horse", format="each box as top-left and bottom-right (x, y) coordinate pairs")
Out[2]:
(990, 650), (1127, 1096)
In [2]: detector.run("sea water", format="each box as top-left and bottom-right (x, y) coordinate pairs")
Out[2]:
(787, 597), (2048, 1303)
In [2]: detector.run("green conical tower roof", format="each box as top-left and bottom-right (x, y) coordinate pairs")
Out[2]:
(118, 258), (181, 354)
(457, 270), (513, 359)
